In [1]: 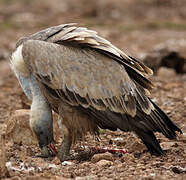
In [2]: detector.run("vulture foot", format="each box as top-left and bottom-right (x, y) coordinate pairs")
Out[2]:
(57, 153), (75, 162)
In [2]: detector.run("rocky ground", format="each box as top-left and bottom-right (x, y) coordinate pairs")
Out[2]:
(0, 0), (186, 179)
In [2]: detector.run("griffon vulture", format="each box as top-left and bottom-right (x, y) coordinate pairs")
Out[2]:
(11, 23), (182, 161)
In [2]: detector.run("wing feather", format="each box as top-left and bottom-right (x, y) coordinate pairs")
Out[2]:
(46, 25), (153, 78)
(17, 23), (153, 78)
(19, 24), (155, 117)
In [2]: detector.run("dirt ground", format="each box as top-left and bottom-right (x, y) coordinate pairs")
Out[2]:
(0, 0), (186, 179)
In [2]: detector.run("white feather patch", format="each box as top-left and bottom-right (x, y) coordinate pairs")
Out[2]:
(11, 45), (29, 77)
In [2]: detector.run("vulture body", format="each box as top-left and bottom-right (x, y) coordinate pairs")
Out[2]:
(11, 23), (182, 161)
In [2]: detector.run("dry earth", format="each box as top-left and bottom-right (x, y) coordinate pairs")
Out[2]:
(0, 0), (186, 179)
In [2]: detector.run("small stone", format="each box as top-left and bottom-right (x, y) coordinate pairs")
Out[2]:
(117, 163), (123, 169)
(121, 153), (135, 163)
(114, 137), (123, 141)
(96, 160), (113, 167)
(61, 161), (73, 166)
(160, 142), (176, 150)
(91, 152), (113, 163)
(48, 164), (57, 169)
(107, 135), (112, 139)
(51, 157), (61, 165)
(130, 141), (146, 153)
(171, 166), (186, 174)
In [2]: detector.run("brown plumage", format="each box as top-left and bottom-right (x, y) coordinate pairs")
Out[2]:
(11, 23), (182, 161)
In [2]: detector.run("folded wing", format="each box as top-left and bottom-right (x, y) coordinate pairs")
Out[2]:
(20, 23), (155, 117)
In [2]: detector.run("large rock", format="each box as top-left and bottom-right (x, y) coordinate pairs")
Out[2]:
(0, 123), (8, 177)
(6, 109), (37, 145)
(142, 40), (186, 74)
(6, 109), (61, 146)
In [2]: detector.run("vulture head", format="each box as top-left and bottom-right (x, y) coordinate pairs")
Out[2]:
(10, 23), (182, 161)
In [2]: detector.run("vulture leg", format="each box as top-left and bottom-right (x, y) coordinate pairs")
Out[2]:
(57, 125), (74, 161)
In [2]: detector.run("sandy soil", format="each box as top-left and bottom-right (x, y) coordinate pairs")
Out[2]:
(0, 0), (186, 179)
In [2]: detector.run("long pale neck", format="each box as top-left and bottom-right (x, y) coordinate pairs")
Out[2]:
(29, 75), (53, 139)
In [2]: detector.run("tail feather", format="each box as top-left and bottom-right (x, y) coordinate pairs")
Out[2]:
(135, 130), (165, 155)
(130, 100), (182, 155)
(79, 99), (182, 156)
(150, 100), (182, 138)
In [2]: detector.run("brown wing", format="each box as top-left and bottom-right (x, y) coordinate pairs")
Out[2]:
(18, 23), (153, 78)
(20, 24), (154, 117)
